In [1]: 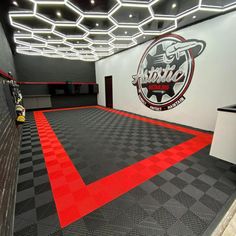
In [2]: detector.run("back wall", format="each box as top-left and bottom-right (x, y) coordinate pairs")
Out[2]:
(95, 12), (236, 131)
(15, 54), (95, 83)
(15, 54), (97, 108)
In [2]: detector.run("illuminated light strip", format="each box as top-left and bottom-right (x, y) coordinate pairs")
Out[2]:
(86, 40), (114, 45)
(109, 5), (152, 26)
(149, 0), (162, 7)
(56, 47), (73, 52)
(111, 37), (136, 42)
(66, 33), (89, 40)
(68, 43), (91, 48)
(87, 31), (113, 35)
(35, 1), (66, 5)
(81, 14), (109, 19)
(117, 0), (152, 8)
(10, 14), (54, 32)
(33, 34), (57, 43)
(141, 19), (177, 34)
(108, 2), (122, 15)
(68, 0), (120, 16)
(200, 4), (236, 12)
(33, 3), (37, 14)
(17, 47), (43, 55)
(153, 6), (199, 18)
(110, 33), (140, 39)
(85, 37), (114, 44)
(110, 43), (136, 49)
(9, 0), (235, 61)
(15, 38), (46, 46)
(65, 1), (84, 15)
(9, 11), (35, 16)
(15, 33), (33, 38)
(35, 14), (55, 25)
(88, 26), (117, 34)
(16, 51), (42, 56)
(77, 16), (116, 33)
(17, 42), (45, 49)
(121, 0), (154, 4)
(148, 5), (155, 17)
(92, 47), (114, 52)
(90, 41), (114, 46)
(198, 0), (202, 8)
(176, 8), (200, 20)
(224, 2), (236, 7)
(64, 35), (88, 41)
(53, 29), (85, 38)
(72, 44), (91, 49)
(201, 2), (236, 8)
(49, 41), (72, 48)
(14, 34), (35, 39)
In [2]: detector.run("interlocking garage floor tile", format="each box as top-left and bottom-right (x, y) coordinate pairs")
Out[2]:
(45, 108), (193, 184)
(14, 107), (236, 236)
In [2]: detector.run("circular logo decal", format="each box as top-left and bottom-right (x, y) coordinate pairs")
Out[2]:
(132, 34), (206, 111)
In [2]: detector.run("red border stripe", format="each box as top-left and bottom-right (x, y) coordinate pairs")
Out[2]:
(18, 81), (97, 85)
(34, 106), (212, 227)
(0, 69), (16, 81)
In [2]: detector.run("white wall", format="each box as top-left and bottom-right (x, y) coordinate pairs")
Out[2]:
(95, 12), (236, 131)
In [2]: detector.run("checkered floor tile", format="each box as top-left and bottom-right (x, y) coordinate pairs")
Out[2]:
(45, 109), (193, 184)
(14, 108), (236, 236)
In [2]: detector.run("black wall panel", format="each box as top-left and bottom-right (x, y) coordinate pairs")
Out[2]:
(51, 95), (97, 108)
(20, 84), (49, 95)
(14, 54), (96, 83)
(14, 54), (97, 108)
(0, 23), (21, 236)
(0, 23), (17, 77)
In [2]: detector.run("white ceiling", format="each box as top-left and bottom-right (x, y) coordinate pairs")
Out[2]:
(9, 0), (236, 61)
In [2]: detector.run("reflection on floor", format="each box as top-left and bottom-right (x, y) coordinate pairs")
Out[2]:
(14, 107), (236, 236)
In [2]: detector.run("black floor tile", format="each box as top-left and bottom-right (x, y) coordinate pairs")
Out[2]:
(180, 210), (207, 235)
(152, 207), (177, 230)
(15, 197), (35, 216)
(14, 224), (38, 236)
(36, 201), (57, 221)
(45, 109), (193, 184)
(13, 110), (236, 236)
(17, 180), (34, 192)
(35, 182), (51, 195)
(33, 169), (47, 178)
(19, 167), (33, 176)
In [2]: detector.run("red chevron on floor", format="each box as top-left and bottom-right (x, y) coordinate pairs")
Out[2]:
(34, 106), (212, 227)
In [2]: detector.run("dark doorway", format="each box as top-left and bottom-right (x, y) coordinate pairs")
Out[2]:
(105, 76), (113, 108)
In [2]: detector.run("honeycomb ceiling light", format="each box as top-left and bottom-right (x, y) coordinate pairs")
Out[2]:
(9, 0), (236, 61)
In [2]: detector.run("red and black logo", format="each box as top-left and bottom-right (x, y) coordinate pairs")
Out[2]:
(132, 34), (206, 111)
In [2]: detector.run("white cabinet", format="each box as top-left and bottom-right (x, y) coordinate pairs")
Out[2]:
(210, 105), (236, 164)
(23, 95), (52, 110)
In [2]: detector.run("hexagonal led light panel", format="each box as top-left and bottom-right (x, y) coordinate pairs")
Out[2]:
(9, 0), (236, 61)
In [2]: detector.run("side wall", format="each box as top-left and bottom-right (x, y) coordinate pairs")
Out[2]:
(0, 22), (21, 236)
(95, 12), (236, 131)
(14, 54), (97, 108)
(0, 22), (17, 77)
